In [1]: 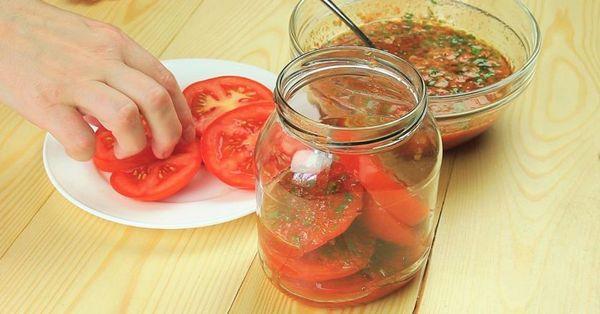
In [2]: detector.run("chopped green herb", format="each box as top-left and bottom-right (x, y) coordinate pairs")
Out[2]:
(471, 45), (483, 55)
(483, 71), (495, 79)
(473, 58), (489, 67)
(429, 67), (439, 75)
(325, 181), (340, 195)
(334, 193), (353, 215)
(449, 35), (465, 45)
(264, 210), (280, 220)
(428, 80), (437, 86)
(430, 0), (439, 4)
(403, 12), (414, 20)
(346, 237), (359, 254)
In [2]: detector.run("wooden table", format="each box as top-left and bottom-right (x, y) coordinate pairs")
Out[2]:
(0, 0), (598, 313)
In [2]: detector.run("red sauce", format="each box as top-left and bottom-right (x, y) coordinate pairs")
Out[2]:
(324, 18), (513, 147)
(329, 18), (513, 100)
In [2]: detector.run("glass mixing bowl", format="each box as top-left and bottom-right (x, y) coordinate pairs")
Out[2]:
(289, 0), (541, 149)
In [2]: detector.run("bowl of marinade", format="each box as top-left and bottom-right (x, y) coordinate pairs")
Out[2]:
(289, 0), (541, 149)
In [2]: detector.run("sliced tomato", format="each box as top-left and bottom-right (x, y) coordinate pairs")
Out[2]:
(109, 140), (202, 201)
(362, 196), (419, 246)
(93, 128), (157, 172)
(367, 241), (426, 277)
(261, 221), (375, 282)
(183, 76), (273, 136)
(277, 271), (402, 307)
(274, 241), (418, 306)
(259, 162), (364, 257)
(339, 154), (429, 226)
(200, 102), (274, 189)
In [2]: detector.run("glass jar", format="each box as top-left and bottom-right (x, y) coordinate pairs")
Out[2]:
(289, 0), (541, 149)
(255, 47), (442, 307)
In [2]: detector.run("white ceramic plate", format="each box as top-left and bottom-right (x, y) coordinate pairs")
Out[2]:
(43, 58), (277, 229)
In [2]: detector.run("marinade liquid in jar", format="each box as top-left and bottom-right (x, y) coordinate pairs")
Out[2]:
(254, 47), (442, 307)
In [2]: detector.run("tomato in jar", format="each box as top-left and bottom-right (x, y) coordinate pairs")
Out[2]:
(255, 47), (441, 307)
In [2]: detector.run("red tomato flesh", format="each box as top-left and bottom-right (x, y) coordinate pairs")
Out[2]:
(109, 140), (202, 201)
(183, 76), (273, 136)
(200, 102), (274, 189)
(340, 154), (429, 226)
(259, 163), (364, 257)
(260, 221), (376, 282)
(272, 241), (420, 307)
(93, 128), (157, 172)
(362, 196), (418, 246)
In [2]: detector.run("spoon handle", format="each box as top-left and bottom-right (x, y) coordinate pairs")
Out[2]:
(320, 0), (376, 48)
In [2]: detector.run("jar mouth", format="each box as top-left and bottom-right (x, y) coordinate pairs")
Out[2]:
(289, 0), (542, 120)
(275, 46), (428, 151)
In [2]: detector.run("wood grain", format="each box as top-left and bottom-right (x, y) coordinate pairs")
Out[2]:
(0, 0), (598, 312)
(0, 108), (52, 256)
(229, 154), (457, 313)
(418, 0), (600, 313)
(0, 193), (257, 313)
(162, 0), (298, 71)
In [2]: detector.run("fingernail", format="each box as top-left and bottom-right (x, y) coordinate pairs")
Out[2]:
(153, 145), (173, 159)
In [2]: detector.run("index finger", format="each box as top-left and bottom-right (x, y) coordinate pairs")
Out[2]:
(121, 37), (195, 142)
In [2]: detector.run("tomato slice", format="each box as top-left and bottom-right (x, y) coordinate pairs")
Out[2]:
(362, 196), (418, 246)
(183, 76), (273, 136)
(260, 221), (375, 282)
(277, 273), (402, 307)
(200, 102), (274, 189)
(259, 162), (364, 257)
(93, 128), (157, 172)
(340, 154), (429, 226)
(274, 241), (418, 306)
(367, 241), (426, 278)
(109, 140), (202, 201)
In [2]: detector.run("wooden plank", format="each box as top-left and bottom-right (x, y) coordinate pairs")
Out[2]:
(0, 109), (52, 256)
(230, 154), (457, 313)
(161, 0), (298, 71)
(46, 0), (206, 55)
(418, 0), (600, 312)
(0, 193), (257, 313)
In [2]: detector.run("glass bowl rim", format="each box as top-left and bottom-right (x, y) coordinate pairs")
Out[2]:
(289, 0), (542, 120)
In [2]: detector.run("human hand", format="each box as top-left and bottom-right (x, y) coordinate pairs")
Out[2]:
(0, 0), (195, 161)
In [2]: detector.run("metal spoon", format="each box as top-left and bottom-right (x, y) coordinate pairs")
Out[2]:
(320, 0), (376, 48)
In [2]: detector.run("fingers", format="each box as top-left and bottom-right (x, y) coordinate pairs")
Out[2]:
(69, 81), (147, 159)
(82, 115), (102, 128)
(44, 106), (96, 161)
(103, 64), (182, 159)
(120, 39), (195, 142)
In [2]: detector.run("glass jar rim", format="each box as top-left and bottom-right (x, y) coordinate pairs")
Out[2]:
(274, 46), (429, 151)
(289, 0), (542, 120)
